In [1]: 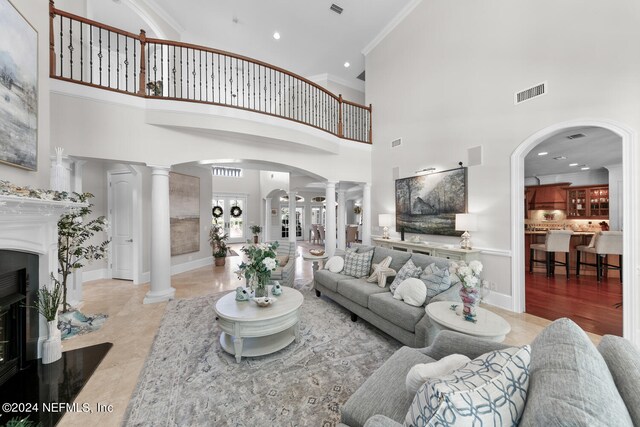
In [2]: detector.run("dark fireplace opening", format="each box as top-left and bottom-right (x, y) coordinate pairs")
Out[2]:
(0, 251), (39, 387)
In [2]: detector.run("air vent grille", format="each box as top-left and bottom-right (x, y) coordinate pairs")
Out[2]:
(357, 70), (365, 81)
(330, 4), (343, 14)
(566, 133), (586, 140)
(391, 138), (402, 148)
(515, 81), (547, 104)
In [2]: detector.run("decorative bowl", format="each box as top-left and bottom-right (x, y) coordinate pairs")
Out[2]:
(253, 297), (276, 307)
(309, 249), (325, 256)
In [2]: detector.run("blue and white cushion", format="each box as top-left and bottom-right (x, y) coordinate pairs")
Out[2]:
(343, 249), (374, 278)
(405, 345), (531, 427)
(420, 264), (453, 305)
(390, 260), (422, 294)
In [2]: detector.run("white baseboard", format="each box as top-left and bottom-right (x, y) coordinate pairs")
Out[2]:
(82, 268), (108, 283)
(137, 272), (150, 285)
(171, 256), (213, 275)
(482, 291), (513, 311)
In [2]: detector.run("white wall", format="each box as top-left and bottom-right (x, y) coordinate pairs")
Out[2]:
(366, 0), (640, 306)
(0, 1), (50, 188)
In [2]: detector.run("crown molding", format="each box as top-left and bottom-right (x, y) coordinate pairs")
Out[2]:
(362, 0), (423, 56)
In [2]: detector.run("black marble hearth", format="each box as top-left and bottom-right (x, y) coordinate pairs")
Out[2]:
(0, 343), (112, 427)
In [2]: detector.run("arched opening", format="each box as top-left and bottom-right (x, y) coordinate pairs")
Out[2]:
(511, 119), (638, 343)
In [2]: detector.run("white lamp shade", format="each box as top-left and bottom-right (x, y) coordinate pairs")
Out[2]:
(455, 213), (477, 231)
(379, 213), (393, 227)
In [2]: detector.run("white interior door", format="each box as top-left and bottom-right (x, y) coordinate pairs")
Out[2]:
(212, 195), (247, 244)
(111, 172), (134, 280)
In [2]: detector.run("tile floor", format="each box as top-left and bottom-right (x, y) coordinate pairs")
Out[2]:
(57, 242), (601, 426)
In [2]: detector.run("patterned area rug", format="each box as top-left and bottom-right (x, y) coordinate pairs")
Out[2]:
(123, 280), (401, 426)
(226, 249), (240, 257)
(58, 310), (108, 340)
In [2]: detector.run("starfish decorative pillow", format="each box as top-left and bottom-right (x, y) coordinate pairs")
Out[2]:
(366, 256), (396, 288)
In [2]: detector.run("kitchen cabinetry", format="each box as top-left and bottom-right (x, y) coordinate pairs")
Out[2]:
(566, 185), (609, 218)
(526, 183), (570, 210)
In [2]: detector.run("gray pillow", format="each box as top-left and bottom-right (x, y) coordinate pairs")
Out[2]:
(342, 249), (374, 278)
(420, 264), (453, 305)
(389, 259), (422, 294)
(519, 318), (633, 427)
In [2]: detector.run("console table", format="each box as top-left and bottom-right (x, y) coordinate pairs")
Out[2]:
(372, 237), (481, 263)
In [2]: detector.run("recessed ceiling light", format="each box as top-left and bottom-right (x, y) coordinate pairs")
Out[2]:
(537, 152), (548, 156)
(553, 156), (567, 160)
(273, 32), (280, 40)
(344, 62), (350, 68)
(569, 163), (579, 167)
(581, 166), (590, 170)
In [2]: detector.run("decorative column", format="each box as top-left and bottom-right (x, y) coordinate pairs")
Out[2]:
(264, 197), (272, 243)
(325, 181), (338, 256)
(337, 188), (347, 250)
(144, 166), (176, 304)
(362, 183), (372, 245)
(288, 191), (297, 244)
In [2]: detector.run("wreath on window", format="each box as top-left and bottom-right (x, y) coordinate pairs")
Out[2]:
(212, 206), (223, 218)
(230, 206), (243, 218)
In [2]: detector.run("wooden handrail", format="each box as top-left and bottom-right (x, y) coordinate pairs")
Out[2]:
(342, 99), (371, 111)
(52, 7), (141, 40)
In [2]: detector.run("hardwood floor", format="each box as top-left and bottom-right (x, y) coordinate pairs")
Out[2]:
(525, 271), (623, 336)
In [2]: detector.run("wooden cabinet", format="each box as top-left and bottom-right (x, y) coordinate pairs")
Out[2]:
(566, 185), (609, 218)
(372, 238), (481, 263)
(525, 183), (570, 210)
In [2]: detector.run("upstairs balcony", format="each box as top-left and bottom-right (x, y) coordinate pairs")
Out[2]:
(48, 3), (372, 144)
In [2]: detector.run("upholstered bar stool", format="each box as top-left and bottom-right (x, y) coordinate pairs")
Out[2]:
(529, 230), (573, 278)
(576, 231), (623, 282)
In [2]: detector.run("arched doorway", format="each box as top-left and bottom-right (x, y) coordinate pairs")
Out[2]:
(510, 119), (638, 343)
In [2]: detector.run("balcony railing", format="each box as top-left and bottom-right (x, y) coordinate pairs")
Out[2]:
(49, 3), (372, 144)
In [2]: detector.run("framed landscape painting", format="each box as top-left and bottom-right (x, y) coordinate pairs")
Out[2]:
(0, 0), (38, 171)
(395, 168), (467, 236)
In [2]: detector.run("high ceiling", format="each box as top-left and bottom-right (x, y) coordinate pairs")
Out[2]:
(524, 127), (622, 177)
(91, 0), (412, 91)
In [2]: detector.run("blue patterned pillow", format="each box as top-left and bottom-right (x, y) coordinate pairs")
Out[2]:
(343, 249), (374, 278)
(420, 265), (453, 305)
(390, 260), (422, 294)
(405, 346), (531, 427)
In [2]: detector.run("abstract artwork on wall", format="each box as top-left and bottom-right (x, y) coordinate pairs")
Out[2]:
(395, 168), (467, 236)
(0, 0), (37, 171)
(170, 172), (200, 256)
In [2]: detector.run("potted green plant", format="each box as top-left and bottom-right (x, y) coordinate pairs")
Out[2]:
(209, 224), (229, 266)
(250, 225), (262, 244)
(32, 277), (63, 364)
(236, 241), (279, 298)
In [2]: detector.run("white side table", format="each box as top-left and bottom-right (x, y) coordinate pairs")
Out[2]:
(214, 286), (304, 363)
(425, 301), (511, 345)
(302, 252), (329, 272)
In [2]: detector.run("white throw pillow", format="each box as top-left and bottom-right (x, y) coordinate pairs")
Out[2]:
(393, 278), (427, 306)
(366, 256), (394, 287)
(324, 256), (344, 273)
(405, 354), (471, 396)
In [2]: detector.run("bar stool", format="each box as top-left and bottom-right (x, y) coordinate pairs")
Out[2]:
(529, 230), (573, 278)
(576, 231), (623, 282)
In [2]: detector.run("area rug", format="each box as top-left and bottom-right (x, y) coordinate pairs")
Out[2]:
(123, 280), (401, 427)
(58, 310), (108, 340)
(226, 249), (239, 257)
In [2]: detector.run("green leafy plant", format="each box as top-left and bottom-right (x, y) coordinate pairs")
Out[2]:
(235, 242), (280, 291)
(58, 193), (110, 312)
(249, 225), (262, 236)
(5, 416), (41, 427)
(209, 224), (229, 258)
(32, 276), (63, 321)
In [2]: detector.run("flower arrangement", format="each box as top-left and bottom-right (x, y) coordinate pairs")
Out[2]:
(456, 260), (483, 289)
(0, 180), (74, 201)
(236, 242), (280, 298)
(456, 260), (483, 322)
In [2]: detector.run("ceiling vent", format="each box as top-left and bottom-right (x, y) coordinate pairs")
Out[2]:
(514, 81), (547, 105)
(566, 133), (586, 140)
(357, 70), (366, 81)
(330, 4), (344, 14)
(391, 138), (402, 148)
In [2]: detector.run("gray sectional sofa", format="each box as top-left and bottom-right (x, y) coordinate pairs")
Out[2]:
(338, 318), (640, 427)
(313, 245), (462, 348)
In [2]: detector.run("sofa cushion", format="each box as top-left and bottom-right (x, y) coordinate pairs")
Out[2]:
(519, 318), (633, 427)
(325, 255), (345, 273)
(372, 247), (412, 275)
(405, 353), (470, 396)
(341, 347), (435, 427)
(598, 335), (640, 425)
(337, 279), (388, 308)
(392, 278), (427, 307)
(343, 250), (374, 278)
(369, 292), (426, 332)
(406, 346), (531, 427)
(409, 253), (450, 272)
(420, 266), (453, 305)
(367, 256), (392, 283)
(389, 260), (422, 295)
(314, 270), (348, 293)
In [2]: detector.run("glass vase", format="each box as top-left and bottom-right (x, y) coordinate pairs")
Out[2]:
(459, 286), (480, 322)
(253, 275), (270, 298)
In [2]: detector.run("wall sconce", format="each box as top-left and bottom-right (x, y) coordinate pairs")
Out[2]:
(415, 167), (436, 175)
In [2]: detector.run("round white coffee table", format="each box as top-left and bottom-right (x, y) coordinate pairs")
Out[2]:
(425, 301), (511, 344)
(302, 252), (329, 272)
(215, 286), (304, 363)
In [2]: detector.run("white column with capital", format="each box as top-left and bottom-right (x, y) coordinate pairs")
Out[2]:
(325, 181), (337, 256)
(145, 166), (176, 304)
(264, 197), (272, 243)
(288, 191), (297, 244)
(337, 188), (347, 250)
(361, 183), (372, 245)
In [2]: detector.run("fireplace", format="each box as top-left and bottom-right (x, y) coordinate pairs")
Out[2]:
(0, 251), (39, 386)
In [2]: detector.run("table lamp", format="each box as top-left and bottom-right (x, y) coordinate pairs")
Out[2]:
(378, 214), (393, 239)
(455, 213), (477, 250)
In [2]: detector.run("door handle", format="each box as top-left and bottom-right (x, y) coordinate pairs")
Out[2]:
(126, 239), (133, 243)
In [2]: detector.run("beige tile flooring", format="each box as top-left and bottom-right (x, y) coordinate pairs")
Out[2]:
(58, 243), (600, 426)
